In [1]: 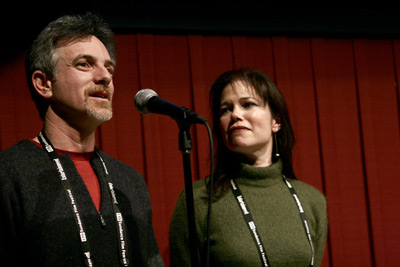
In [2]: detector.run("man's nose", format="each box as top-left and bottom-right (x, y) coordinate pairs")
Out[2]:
(94, 65), (112, 85)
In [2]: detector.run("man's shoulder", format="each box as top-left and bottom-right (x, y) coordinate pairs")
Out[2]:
(0, 140), (41, 162)
(0, 140), (47, 185)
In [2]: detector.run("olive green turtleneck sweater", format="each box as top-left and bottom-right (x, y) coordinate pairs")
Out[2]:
(169, 160), (328, 266)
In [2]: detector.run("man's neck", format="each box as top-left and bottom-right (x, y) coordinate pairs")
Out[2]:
(36, 112), (98, 153)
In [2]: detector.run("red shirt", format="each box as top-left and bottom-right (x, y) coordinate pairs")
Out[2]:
(32, 140), (101, 210)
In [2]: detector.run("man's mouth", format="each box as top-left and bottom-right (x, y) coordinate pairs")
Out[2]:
(89, 91), (109, 99)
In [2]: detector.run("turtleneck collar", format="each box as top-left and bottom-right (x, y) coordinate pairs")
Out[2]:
(234, 159), (283, 187)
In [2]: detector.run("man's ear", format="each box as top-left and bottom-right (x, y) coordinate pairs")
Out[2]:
(272, 116), (281, 133)
(32, 70), (53, 99)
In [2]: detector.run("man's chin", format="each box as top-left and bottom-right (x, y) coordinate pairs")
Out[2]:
(86, 108), (113, 123)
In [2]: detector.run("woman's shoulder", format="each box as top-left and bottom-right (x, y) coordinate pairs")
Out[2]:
(192, 178), (210, 199)
(289, 178), (326, 204)
(289, 179), (328, 227)
(175, 178), (209, 201)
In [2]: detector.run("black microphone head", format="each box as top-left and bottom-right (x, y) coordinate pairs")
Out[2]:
(134, 89), (158, 114)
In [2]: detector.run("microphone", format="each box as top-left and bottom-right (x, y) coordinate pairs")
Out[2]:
(134, 89), (206, 124)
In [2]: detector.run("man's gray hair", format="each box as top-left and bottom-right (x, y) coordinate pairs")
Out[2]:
(25, 12), (116, 119)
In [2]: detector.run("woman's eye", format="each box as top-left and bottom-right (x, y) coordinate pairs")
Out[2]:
(220, 107), (230, 115)
(243, 102), (257, 108)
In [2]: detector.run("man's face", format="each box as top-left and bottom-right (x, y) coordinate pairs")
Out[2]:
(50, 35), (115, 125)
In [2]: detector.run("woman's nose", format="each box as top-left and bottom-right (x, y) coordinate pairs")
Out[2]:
(231, 106), (243, 121)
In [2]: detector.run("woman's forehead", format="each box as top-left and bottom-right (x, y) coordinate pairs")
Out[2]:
(221, 80), (262, 100)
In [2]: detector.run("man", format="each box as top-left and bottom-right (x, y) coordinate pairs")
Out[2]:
(0, 13), (164, 266)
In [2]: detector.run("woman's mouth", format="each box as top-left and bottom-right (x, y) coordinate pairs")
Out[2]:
(229, 125), (249, 135)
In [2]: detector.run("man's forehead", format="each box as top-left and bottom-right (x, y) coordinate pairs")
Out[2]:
(57, 36), (113, 62)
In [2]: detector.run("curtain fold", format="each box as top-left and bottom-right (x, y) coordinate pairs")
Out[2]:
(310, 38), (373, 266)
(353, 39), (400, 266)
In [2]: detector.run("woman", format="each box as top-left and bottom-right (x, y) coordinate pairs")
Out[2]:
(169, 68), (328, 266)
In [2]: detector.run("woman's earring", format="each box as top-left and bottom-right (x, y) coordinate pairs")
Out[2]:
(274, 133), (280, 158)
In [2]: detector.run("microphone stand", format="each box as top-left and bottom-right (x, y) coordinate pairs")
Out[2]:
(177, 113), (199, 267)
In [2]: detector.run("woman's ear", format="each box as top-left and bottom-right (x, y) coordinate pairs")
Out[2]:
(272, 116), (281, 133)
(32, 70), (53, 99)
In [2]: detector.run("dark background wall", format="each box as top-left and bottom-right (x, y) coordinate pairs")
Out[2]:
(2, 4), (400, 62)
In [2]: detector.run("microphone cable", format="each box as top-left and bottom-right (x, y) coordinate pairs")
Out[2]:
(200, 121), (214, 267)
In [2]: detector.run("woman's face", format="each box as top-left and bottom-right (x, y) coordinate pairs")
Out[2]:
(219, 80), (281, 166)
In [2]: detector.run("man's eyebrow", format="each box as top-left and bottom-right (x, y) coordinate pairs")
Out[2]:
(72, 54), (94, 63)
(73, 54), (116, 68)
(105, 59), (116, 68)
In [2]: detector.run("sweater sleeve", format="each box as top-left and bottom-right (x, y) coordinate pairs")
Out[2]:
(290, 179), (329, 267)
(0, 160), (19, 265)
(169, 187), (206, 267)
(312, 195), (328, 267)
(169, 189), (192, 266)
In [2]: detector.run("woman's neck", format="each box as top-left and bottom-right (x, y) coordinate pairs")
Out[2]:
(235, 151), (273, 167)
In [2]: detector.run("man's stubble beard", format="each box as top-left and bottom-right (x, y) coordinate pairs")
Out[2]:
(84, 87), (113, 123)
(85, 100), (113, 123)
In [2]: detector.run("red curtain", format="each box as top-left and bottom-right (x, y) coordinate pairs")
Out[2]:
(1, 34), (399, 266)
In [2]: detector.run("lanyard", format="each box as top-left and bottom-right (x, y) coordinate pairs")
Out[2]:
(38, 131), (130, 266)
(230, 176), (314, 267)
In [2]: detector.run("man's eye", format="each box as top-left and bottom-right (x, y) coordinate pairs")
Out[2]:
(77, 62), (90, 68)
(107, 67), (115, 75)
